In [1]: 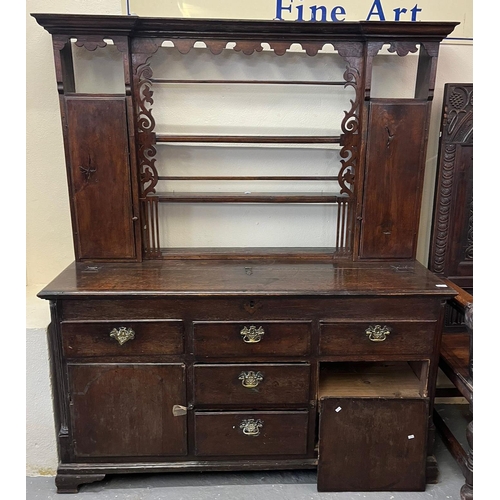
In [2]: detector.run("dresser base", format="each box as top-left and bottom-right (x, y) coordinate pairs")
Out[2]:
(55, 457), (440, 493)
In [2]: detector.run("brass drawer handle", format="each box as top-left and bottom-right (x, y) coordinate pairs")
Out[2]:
(110, 326), (135, 345)
(238, 371), (264, 388)
(240, 325), (265, 343)
(365, 324), (391, 342)
(240, 418), (263, 437)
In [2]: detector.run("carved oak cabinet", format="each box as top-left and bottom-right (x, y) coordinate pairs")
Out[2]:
(33, 14), (458, 494)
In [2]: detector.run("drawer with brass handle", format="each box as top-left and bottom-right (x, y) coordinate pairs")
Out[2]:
(194, 410), (309, 456)
(61, 320), (184, 358)
(193, 363), (310, 406)
(193, 321), (311, 357)
(319, 320), (436, 357)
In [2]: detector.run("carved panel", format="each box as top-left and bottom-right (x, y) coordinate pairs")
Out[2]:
(443, 85), (473, 144)
(429, 83), (473, 291)
(131, 39), (163, 197)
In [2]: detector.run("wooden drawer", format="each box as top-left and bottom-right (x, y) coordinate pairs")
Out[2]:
(194, 410), (309, 457)
(61, 320), (184, 358)
(193, 321), (311, 357)
(193, 363), (310, 406)
(319, 321), (436, 357)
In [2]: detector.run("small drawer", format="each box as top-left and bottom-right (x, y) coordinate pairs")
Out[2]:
(193, 363), (310, 406)
(193, 321), (311, 357)
(194, 410), (309, 456)
(61, 320), (184, 358)
(319, 321), (436, 357)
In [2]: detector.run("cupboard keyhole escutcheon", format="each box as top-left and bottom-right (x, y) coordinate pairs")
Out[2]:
(238, 371), (264, 388)
(109, 326), (135, 345)
(240, 325), (265, 343)
(240, 418), (263, 437)
(365, 325), (391, 342)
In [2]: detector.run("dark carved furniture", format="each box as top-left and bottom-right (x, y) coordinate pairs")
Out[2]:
(429, 83), (473, 499)
(32, 14), (458, 494)
(434, 280), (473, 499)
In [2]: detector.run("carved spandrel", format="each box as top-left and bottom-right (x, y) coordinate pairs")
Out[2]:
(336, 43), (363, 199)
(131, 39), (163, 197)
(444, 85), (473, 143)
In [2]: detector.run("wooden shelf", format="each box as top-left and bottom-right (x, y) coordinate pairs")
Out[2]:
(154, 192), (348, 203)
(157, 176), (339, 181)
(155, 135), (341, 144)
(151, 78), (347, 86)
(158, 247), (348, 260)
(319, 362), (425, 399)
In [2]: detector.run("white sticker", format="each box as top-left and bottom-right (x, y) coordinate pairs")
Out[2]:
(435, 284), (448, 287)
(408, 434), (415, 439)
(335, 406), (342, 412)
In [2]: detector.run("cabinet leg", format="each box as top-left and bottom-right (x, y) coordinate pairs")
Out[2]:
(460, 420), (473, 500)
(426, 455), (439, 484)
(55, 473), (106, 494)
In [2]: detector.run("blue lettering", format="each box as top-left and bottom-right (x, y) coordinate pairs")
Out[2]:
(393, 7), (407, 20)
(275, 0), (292, 20)
(331, 6), (346, 22)
(296, 1), (305, 21)
(310, 5), (327, 22)
(366, 0), (386, 21)
(410, 4), (422, 21)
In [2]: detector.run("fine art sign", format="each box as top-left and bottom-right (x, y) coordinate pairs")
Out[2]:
(123, 0), (472, 41)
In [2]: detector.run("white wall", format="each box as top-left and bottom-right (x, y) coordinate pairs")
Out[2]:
(26, 0), (124, 476)
(25, 0), (472, 475)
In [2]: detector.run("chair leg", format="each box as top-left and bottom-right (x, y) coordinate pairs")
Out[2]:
(460, 419), (473, 500)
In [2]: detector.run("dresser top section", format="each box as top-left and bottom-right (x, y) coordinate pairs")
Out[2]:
(31, 13), (458, 41)
(38, 260), (455, 299)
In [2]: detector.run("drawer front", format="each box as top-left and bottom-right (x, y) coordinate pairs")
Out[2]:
(61, 320), (184, 358)
(193, 363), (310, 406)
(194, 410), (309, 457)
(319, 321), (436, 357)
(318, 397), (428, 491)
(193, 321), (311, 357)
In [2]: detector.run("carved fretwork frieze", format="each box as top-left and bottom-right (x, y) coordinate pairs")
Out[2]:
(132, 39), (163, 197)
(163, 39), (365, 57)
(387, 41), (419, 56)
(431, 144), (457, 274)
(233, 41), (265, 55)
(444, 85), (473, 144)
(336, 43), (363, 198)
(74, 35), (107, 51)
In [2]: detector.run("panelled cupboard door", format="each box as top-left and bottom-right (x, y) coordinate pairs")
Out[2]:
(317, 398), (428, 492)
(67, 363), (187, 458)
(65, 96), (136, 260)
(359, 101), (429, 260)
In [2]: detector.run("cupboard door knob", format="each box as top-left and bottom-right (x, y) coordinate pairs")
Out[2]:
(238, 371), (264, 388)
(240, 325), (264, 343)
(110, 326), (135, 345)
(240, 418), (263, 437)
(365, 324), (391, 342)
